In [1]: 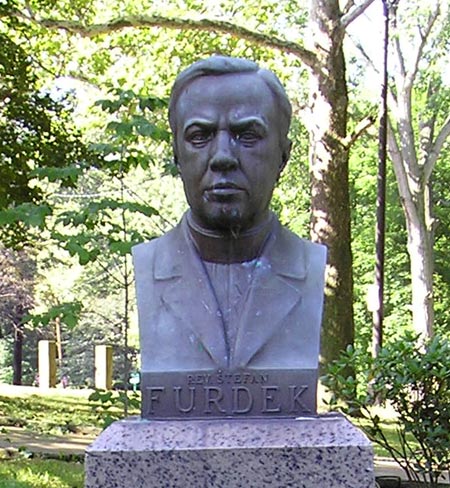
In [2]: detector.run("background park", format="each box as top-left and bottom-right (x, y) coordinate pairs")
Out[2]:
(0, 0), (449, 486)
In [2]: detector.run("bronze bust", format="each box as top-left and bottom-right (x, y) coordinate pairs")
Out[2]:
(133, 56), (326, 418)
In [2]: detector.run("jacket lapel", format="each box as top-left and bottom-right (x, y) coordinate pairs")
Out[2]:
(154, 221), (228, 369)
(231, 224), (308, 368)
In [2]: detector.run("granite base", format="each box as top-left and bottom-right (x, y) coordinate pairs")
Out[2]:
(85, 414), (375, 487)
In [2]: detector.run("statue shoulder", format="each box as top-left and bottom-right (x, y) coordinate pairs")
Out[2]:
(277, 225), (327, 258)
(132, 225), (182, 260)
(132, 224), (186, 281)
(273, 224), (327, 281)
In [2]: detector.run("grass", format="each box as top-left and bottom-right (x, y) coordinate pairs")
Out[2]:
(352, 415), (421, 458)
(0, 458), (83, 488)
(0, 385), (140, 435)
(0, 385), (137, 487)
(0, 390), (100, 436)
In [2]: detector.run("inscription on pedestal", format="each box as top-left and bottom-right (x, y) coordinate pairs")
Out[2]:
(141, 369), (317, 419)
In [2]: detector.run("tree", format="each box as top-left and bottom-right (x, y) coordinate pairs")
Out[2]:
(348, 0), (450, 338)
(385, 1), (450, 336)
(0, 15), (98, 381)
(389, 1), (450, 335)
(0, 29), (94, 247)
(304, 0), (376, 366)
(0, 246), (35, 384)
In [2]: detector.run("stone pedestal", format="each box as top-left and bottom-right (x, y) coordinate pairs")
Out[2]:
(38, 340), (56, 388)
(85, 414), (375, 487)
(94, 345), (113, 390)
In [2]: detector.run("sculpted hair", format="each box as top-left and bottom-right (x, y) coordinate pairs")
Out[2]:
(168, 55), (292, 141)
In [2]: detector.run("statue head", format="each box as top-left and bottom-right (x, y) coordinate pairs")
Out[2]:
(169, 55), (292, 233)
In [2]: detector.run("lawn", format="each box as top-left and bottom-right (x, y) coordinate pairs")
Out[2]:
(0, 386), (101, 436)
(0, 458), (84, 488)
(0, 385), (126, 487)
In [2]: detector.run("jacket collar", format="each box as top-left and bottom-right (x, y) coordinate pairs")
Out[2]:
(154, 213), (308, 368)
(155, 213), (308, 280)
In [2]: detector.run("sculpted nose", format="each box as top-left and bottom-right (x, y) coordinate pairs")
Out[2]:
(209, 131), (238, 171)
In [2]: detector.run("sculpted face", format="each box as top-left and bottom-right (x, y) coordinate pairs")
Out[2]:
(173, 73), (291, 232)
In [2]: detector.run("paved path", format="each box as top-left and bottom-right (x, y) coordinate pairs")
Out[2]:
(0, 426), (94, 456)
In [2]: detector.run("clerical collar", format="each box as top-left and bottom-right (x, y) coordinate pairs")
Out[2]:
(186, 210), (275, 264)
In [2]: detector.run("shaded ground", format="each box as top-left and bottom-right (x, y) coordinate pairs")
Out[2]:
(0, 425), (94, 456)
(1, 384), (448, 485)
(0, 411), (413, 481)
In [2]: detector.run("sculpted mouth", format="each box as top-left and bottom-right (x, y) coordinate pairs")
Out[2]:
(207, 182), (243, 191)
(204, 182), (246, 200)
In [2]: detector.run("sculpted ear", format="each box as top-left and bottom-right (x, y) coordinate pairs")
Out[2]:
(172, 142), (181, 173)
(278, 138), (292, 175)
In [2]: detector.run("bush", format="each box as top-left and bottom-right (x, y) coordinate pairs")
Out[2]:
(322, 332), (450, 487)
(88, 389), (140, 429)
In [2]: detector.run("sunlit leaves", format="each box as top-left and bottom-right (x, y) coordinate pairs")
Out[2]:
(30, 165), (85, 185)
(23, 301), (82, 329)
(0, 32), (96, 245)
(52, 199), (158, 264)
(0, 203), (52, 228)
(56, 198), (158, 229)
(96, 89), (170, 143)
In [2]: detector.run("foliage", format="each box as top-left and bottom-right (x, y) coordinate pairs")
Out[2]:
(0, 458), (83, 488)
(88, 388), (140, 429)
(23, 302), (82, 330)
(0, 32), (95, 247)
(323, 333), (450, 486)
(0, 84), (170, 387)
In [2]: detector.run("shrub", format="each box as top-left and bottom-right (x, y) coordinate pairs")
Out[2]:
(322, 332), (450, 487)
(88, 389), (140, 429)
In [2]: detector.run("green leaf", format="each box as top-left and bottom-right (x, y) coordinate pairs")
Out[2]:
(0, 203), (52, 227)
(109, 240), (133, 256)
(30, 165), (83, 184)
(135, 118), (155, 137)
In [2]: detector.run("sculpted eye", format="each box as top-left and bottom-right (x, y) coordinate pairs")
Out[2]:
(236, 130), (261, 145)
(186, 128), (213, 147)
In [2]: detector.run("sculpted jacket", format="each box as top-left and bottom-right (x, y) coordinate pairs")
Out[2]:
(132, 214), (327, 373)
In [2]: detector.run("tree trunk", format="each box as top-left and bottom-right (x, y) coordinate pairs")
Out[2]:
(13, 322), (23, 385)
(307, 0), (354, 367)
(55, 316), (63, 368)
(389, 127), (435, 338)
(405, 200), (434, 337)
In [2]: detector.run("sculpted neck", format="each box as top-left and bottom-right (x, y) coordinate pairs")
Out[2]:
(186, 210), (274, 264)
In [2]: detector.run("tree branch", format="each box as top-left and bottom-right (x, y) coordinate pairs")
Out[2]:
(342, 115), (376, 148)
(405, 4), (440, 90)
(4, 9), (318, 69)
(342, 1), (356, 17)
(387, 117), (415, 213)
(391, 8), (406, 79)
(424, 114), (450, 183)
(341, 0), (377, 29)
